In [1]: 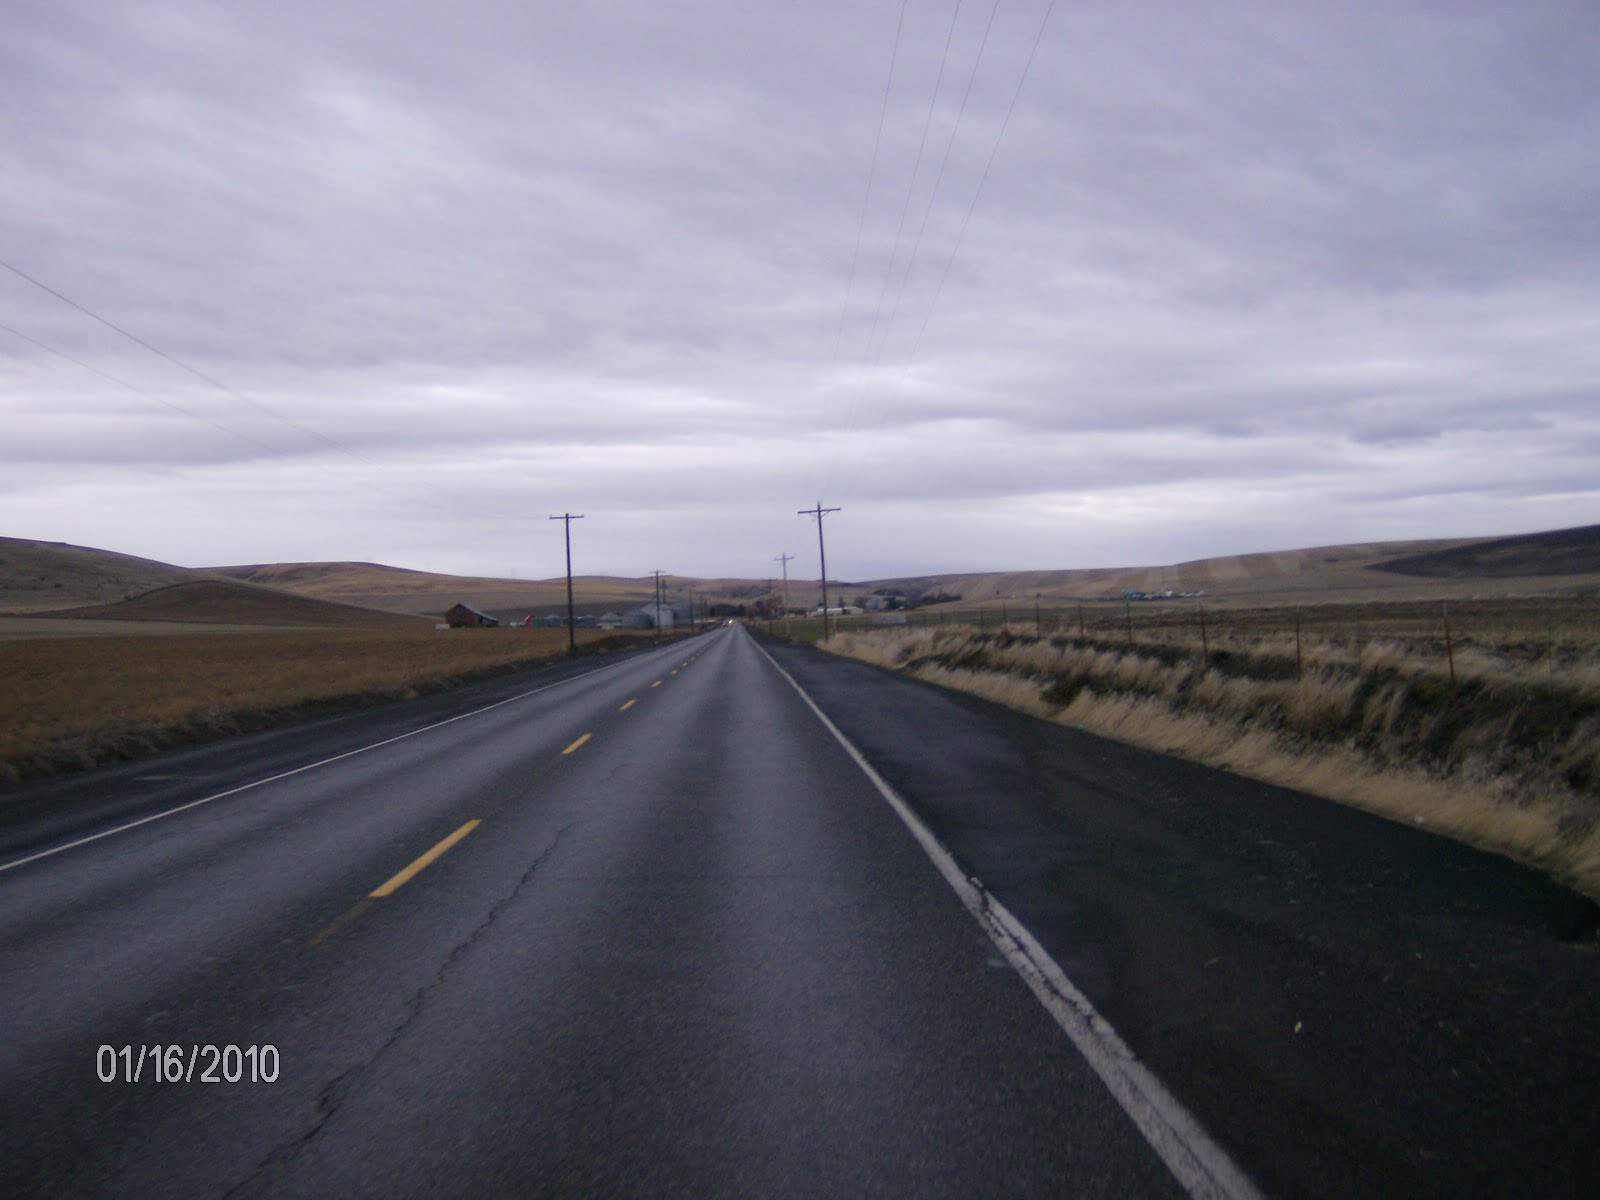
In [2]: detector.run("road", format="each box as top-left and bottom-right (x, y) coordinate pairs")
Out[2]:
(1, 623), (1596, 1198)
(0, 625), (1190, 1198)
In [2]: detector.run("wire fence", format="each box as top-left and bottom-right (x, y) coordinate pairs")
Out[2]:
(770, 595), (1600, 688)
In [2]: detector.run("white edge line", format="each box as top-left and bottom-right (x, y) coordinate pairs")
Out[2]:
(750, 632), (1265, 1200)
(0, 640), (684, 877)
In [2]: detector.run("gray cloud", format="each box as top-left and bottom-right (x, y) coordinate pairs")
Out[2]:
(3, 0), (1598, 579)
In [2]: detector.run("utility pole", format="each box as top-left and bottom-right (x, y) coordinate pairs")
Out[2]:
(651, 570), (668, 639)
(548, 512), (584, 653)
(773, 552), (793, 631)
(797, 503), (841, 639)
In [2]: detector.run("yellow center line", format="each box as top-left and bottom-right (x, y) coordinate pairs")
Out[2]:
(619, 699), (636, 711)
(562, 732), (593, 755)
(369, 819), (481, 898)
(309, 898), (373, 946)
(651, 679), (662, 688)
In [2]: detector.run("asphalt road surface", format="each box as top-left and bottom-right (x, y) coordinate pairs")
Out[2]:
(1, 623), (1596, 1198)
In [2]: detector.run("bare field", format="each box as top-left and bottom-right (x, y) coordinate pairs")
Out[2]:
(0, 626), (652, 785)
(0, 617), (313, 640)
(816, 596), (1600, 898)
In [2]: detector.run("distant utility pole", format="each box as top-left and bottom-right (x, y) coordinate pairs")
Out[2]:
(797, 502), (841, 639)
(651, 570), (669, 639)
(549, 512), (584, 653)
(773, 552), (793, 626)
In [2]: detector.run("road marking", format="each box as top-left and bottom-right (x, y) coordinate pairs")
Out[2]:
(651, 680), (662, 688)
(370, 819), (481, 898)
(0, 643), (686, 877)
(751, 635), (1264, 1200)
(562, 733), (592, 755)
(309, 898), (373, 946)
(619, 699), (636, 711)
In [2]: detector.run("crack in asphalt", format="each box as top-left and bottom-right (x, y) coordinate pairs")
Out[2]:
(222, 821), (578, 1198)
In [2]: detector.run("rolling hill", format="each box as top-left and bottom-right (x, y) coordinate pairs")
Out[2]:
(0, 538), (195, 614)
(1371, 523), (1600, 580)
(45, 580), (425, 628)
(6, 522), (1598, 626)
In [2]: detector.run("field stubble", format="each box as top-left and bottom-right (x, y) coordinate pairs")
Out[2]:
(0, 626), (650, 785)
(820, 599), (1600, 897)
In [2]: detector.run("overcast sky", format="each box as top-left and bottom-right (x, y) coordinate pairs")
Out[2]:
(4, 0), (1597, 581)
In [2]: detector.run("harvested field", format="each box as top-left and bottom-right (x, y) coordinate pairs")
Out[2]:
(819, 597), (1600, 897)
(0, 626), (651, 784)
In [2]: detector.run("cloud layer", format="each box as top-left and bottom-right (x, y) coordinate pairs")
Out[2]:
(4, 0), (1597, 579)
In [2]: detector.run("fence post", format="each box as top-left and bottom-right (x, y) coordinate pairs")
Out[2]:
(1443, 604), (1457, 701)
(1198, 606), (1209, 662)
(1035, 600), (1041, 637)
(1125, 600), (1134, 650)
(1078, 602), (1086, 641)
(1294, 608), (1303, 681)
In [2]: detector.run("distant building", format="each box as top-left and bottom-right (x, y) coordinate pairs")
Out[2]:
(444, 602), (499, 628)
(627, 603), (675, 630)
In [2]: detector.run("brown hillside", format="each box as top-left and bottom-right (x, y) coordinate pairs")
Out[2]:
(210, 561), (666, 614)
(0, 537), (195, 614)
(49, 580), (423, 628)
(1373, 524), (1600, 579)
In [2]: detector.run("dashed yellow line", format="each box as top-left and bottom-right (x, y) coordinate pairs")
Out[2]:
(309, 899), (372, 946)
(369, 819), (481, 898)
(562, 733), (593, 755)
(619, 699), (636, 711)
(651, 680), (662, 688)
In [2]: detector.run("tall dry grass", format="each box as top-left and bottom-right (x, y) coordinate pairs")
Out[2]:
(0, 627), (651, 784)
(822, 625), (1600, 898)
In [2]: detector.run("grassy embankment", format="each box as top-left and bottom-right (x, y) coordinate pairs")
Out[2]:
(0, 626), (653, 785)
(818, 600), (1600, 896)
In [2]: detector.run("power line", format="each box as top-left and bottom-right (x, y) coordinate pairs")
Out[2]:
(856, 0), (966, 371)
(872, 0), (1004, 362)
(0, 319), (287, 458)
(909, 0), (1058, 360)
(0, 256), (353, 459)
(0, 257), (486, 512)
(819, 0), (1038, 505)
(828, 0), (912, 380)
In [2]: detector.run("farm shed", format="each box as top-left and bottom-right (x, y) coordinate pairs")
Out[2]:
(444, 602), (499, 628)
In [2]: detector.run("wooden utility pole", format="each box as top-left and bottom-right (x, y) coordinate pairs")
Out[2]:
(651, 570), (669, 639)
(548, 512), (584, 653)
(773, 552), (794, 628)
(797, 503), (841, 638)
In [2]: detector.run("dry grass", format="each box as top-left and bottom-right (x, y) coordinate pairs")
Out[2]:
(822, 623), (1600, 898)
(0, 627), (651, 784)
